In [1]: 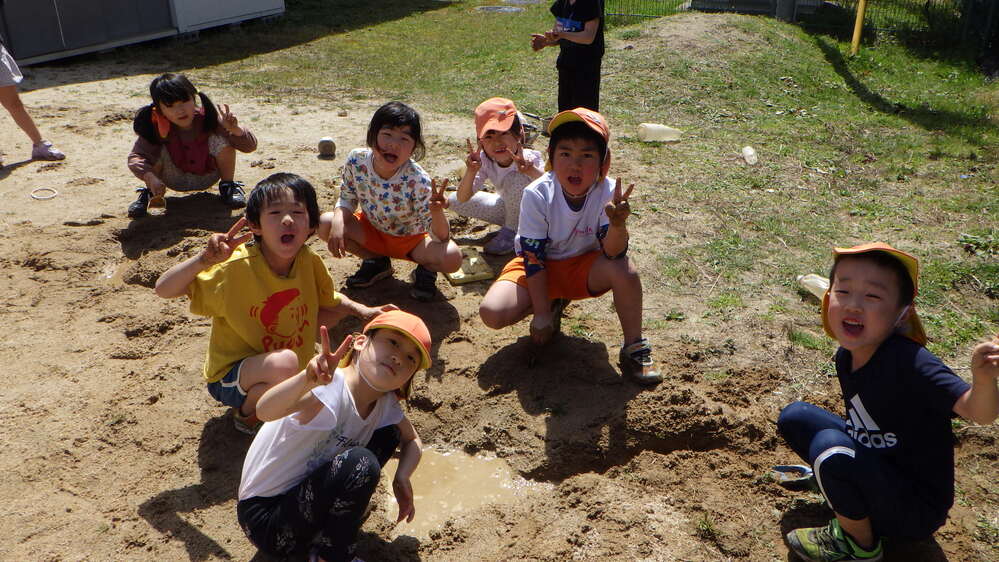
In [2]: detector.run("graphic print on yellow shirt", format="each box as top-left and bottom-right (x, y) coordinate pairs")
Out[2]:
(188, 243), (341, 383)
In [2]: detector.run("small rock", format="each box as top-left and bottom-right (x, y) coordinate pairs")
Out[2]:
(338, 110), (348, 117)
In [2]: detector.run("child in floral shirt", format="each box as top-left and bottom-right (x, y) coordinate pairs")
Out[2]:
(319, 102), (462, 301)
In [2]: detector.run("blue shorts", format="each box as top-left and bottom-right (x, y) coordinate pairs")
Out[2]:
(207, 360), (247, 410)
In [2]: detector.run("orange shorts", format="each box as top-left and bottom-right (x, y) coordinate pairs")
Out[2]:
(496, 251), (607, 301)
(356, 212), (428, 261)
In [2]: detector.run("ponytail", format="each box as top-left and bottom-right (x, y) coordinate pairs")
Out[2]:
(133, 104), (160, 144)
(198, 92), (219, 133)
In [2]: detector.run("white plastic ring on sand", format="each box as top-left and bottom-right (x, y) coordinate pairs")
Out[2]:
(30, 187), (58, 200)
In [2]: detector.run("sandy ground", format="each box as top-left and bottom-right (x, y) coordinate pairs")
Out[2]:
(1, 16), (997, 562)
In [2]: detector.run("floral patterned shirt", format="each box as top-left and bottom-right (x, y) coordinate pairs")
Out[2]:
(336, 148), (433, 236)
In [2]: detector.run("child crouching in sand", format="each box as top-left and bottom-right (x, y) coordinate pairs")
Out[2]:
(238, 311), (430, 561)
(777, 243), (999, 561)
(155, 173), (393, 433)
(478, 107), (661, 385)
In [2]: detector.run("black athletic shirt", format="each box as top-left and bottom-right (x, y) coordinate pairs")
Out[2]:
(835, 335), (970, 512)
(550, 0), (604, 68)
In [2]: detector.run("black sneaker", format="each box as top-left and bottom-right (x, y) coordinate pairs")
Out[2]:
(346, 257), (393, 288)
(410, 265), (438, 302)
(219, 180), (246, 208)
(127, 187), (151, 218)
(619, 338), (663, 385)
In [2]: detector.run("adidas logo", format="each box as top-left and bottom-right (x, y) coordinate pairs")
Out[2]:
(844, 395), (898, 449)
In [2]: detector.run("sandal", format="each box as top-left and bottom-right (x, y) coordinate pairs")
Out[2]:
(772, 464), (818, 492)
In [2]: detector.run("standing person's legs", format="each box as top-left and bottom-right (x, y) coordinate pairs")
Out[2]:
(237, 446), (384, 561)
(0, 85), (40, 143)
(570, 60), (601, 112)
(557, 65), (574, 112)
(0, 45), (64, 161)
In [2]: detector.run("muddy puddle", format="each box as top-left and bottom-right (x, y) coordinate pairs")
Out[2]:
(379, 448), (551, 538)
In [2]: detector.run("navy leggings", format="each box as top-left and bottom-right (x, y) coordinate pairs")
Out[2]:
(237, 425), (400, 561)
(777, 401), (946, 539)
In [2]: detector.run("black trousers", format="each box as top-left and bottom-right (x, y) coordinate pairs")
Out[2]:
(557, 59), (602, 112)
(237, 425), (400, 561)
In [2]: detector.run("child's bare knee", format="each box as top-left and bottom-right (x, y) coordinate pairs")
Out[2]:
(479, 304), (506, 330)
(442, 249), (463, 273)
(267, 349), (300, 379)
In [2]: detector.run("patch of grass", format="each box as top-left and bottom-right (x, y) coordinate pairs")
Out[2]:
(707, 292), (744, 313)
(959, 230), (999, 257)
(789, 329), (829, 351)
(695, 513), (721, 541)
(974, 514), (999, 546)
(704, 370), (731, 382)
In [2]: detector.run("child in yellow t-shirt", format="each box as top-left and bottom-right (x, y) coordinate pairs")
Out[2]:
(156, 172), (394, 433)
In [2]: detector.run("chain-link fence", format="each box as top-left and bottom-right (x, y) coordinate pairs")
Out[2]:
(606, 0), (997, 46)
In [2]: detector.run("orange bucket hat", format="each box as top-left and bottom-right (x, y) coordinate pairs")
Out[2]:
(821, 242), (927, 346)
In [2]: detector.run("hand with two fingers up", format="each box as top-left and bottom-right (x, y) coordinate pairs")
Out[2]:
(217, 103), (245, 137)
(428, 178), (450, 214)
(604, 178), (634, 227)
(465, 138), (482, 176)
(201, 216), (254, 267)
(306, 326), (354, 386)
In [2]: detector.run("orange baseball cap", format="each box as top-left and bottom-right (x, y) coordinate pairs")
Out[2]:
(475, 97), (519, 139)
(821, 242), (927, 346)
(364, 310), (432, 370)
(547, 107), (610, 143)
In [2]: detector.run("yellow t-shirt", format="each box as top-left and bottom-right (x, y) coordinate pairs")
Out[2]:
(188, 243), (341, 383)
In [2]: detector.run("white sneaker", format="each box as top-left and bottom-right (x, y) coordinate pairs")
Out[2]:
(31, 140), (65, 161)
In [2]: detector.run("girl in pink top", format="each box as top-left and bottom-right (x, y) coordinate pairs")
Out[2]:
(127, 73), (257, 218)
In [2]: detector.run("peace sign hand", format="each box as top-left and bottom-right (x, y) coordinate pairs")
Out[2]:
(510, 145), (532, 175)
(429, 178), (449, 212)
(201, 217), (253, 266)
(307, 326), (354, 385)
(604, 179), (635, 227)
(465, 138), (482, 175)
(218, 103), (242, 136)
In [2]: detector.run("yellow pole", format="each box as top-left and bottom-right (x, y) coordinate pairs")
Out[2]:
(850, 0), (869, 56)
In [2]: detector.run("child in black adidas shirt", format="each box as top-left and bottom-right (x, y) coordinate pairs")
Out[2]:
(777, 243), (999, 562)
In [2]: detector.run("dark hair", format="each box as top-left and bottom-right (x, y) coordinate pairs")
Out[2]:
(245, 173), (321, 242)
(133, 73), (219, 143)
(366, 101), (426, 161)
(547, 121), (607, 165)
(828, 252), (915, 307)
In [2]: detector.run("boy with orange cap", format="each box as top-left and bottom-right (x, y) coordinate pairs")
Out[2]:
(777, 243), (999, 561)
(479, 107), (661, 385)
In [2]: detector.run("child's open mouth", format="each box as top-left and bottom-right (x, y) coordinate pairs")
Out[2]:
(568, 175), (583, 186)
(280, 233), (295, 244)
(382, 152), (398, 164)
(842, 319), (864, 336)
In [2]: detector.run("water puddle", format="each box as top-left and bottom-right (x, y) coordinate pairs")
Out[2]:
(100, 260), (131, 285)
(379, 448), (550, 538)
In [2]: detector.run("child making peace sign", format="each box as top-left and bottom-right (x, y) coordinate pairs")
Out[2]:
(156, 173), (394, 433)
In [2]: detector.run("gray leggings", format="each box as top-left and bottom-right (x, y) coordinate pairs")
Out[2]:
(447, 172), (532, 230)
